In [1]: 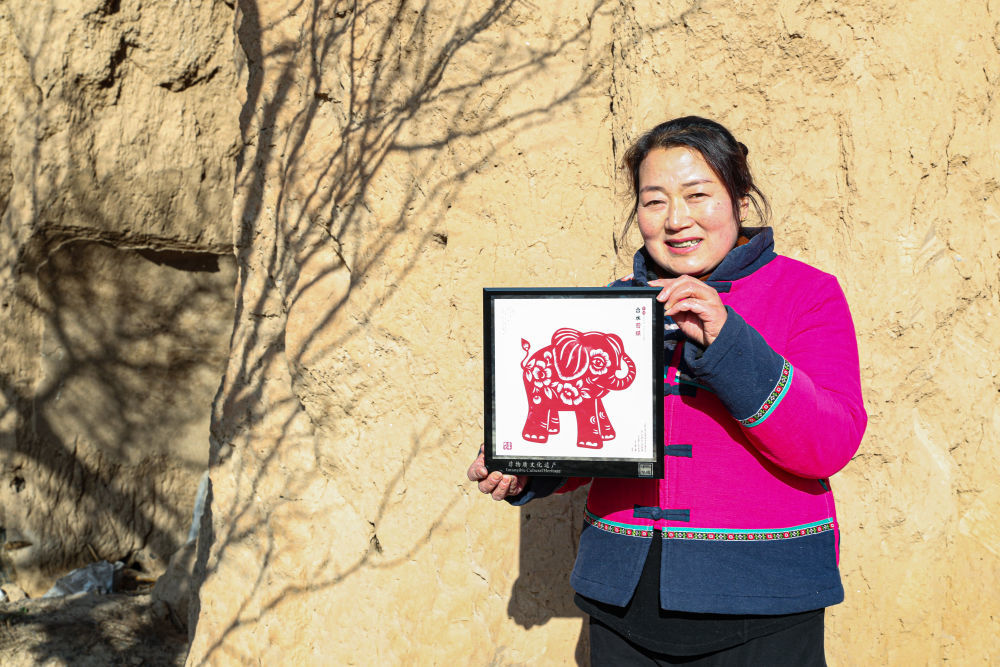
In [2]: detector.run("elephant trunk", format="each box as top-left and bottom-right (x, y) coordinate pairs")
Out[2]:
(604, 355), (636, 391)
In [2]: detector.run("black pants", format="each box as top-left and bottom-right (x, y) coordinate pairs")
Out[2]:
(589, 612), (827, 666)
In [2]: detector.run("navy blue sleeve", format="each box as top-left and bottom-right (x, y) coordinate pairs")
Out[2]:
(683, 307), (786, 421)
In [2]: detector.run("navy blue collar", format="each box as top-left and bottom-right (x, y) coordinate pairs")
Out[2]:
(629, 227), (776, 293)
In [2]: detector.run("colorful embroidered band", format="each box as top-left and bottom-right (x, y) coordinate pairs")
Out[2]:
(662, 519), (834, 541)
(584, 510), (654, 538)
(738, 360), (792, 427)
(584, 509), (834, 542)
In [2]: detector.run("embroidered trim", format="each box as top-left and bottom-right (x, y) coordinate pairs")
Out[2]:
(584, 510), (834, 542)
(663, 519), (834, 542)
(584, 510), (654, 538)
(738, 360), (792, 427)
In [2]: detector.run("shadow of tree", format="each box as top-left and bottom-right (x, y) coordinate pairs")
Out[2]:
(0, 236), (235, 592)
(0, 592), (188, 666)
(189, 0), (609, 662)
(0, 0), (239, 660)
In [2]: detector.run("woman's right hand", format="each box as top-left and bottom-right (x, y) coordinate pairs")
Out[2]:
(648, 275), (728, 347)
(467, 445), (528, 501)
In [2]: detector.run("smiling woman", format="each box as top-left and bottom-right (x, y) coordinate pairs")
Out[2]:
(618, 118), (774, 349)
(468, 116), (867, 666)
(636, 147), (743, 278)
(622, 117), (770, 244)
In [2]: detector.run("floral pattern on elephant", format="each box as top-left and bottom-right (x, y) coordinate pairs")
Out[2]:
(520, 328), (637, 448)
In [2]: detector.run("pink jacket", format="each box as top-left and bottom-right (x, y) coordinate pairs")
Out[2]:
(514, 228), (867, 614)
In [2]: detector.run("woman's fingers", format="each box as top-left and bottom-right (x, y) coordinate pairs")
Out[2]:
(666, 295), (712, 317)
(477, 471), (498, 495)
(652, 276), (718, 308)
(467, 445), (488, 482)
(649, 276), (727, 346)
(491, 473), (514, 500)
(474, 468), (527, 501)
(469, 444), (529, 500)
(495, 474), (528, 500)
(478, 471), (512, 499)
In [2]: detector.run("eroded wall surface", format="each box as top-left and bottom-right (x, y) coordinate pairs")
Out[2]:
(609, 2), (1000, 664)
(1, 0), (998, 664)
(0, 0), (238, 595)
(186, 1), (615, 662)
(187, 0), (1000, 665)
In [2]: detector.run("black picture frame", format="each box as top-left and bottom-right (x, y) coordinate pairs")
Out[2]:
(483, 287), (664, 479)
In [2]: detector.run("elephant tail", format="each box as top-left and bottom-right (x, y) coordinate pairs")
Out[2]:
(520, 338), (531, 367)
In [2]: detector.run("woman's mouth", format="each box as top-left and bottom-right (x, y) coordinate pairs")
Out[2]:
(667, 239), (700, 249)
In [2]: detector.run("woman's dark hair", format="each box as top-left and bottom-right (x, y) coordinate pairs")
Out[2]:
(619, 116), (770, 246)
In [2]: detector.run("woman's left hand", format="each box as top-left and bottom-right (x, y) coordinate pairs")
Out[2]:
(649, 275), (728, 347)
(467, 445), (528, 501)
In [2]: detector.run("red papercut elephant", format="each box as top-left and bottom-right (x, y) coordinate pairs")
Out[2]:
(520, 328), (637, 449)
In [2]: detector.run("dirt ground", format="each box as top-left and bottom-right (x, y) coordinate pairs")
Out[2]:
(0, 593), (187, 666)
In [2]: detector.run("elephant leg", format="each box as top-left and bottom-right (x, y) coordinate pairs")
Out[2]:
(546, 411), (561, 434)
(595, 398), (616, 441)
(522, 390), (550, 442)
(575, 399), (603, 449)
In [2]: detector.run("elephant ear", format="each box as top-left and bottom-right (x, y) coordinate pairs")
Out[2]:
(551, 328), (588, 381)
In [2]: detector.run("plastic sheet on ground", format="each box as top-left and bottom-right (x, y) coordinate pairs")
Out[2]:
(42, 560), (123, 598)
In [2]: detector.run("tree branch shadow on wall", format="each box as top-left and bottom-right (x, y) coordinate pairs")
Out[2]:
(0, 32), (237, 584)
(187, 0), (609, 663)
(0, 177), (235, 661)
(0, 2), (238, 661)
(0, 235), (233, 666)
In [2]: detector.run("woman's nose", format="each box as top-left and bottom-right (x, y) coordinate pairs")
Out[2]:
(665, 199), (691, 230)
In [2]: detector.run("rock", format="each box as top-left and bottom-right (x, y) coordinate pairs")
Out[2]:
(151, 540), (197, 633)
(1, 583), (28, 603)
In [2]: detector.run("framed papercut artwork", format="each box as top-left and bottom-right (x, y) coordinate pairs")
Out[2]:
(483, 287), (664, 479)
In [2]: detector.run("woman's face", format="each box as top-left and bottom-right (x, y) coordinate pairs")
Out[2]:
(636, 146), (746, 278)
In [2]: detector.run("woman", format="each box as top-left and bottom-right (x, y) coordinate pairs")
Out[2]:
(468, 116), (866, 665)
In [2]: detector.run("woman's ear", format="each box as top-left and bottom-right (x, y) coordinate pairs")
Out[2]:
(738, 196), (750, 223)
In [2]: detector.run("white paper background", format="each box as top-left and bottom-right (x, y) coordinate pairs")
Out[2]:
(491, 296), (655, 461)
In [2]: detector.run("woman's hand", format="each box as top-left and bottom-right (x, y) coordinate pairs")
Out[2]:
(649, 275), (728, 347)
(467, 445), (528, 501)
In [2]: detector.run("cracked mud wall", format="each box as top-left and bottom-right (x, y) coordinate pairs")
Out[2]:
(186, 1), (616, 662)
(1, 0), (998, 664)
(187, 0), (998, 665)
(601, 3), (1000, 663)
(190, 1), (1000, 664)
(0, 0), (238, 596)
